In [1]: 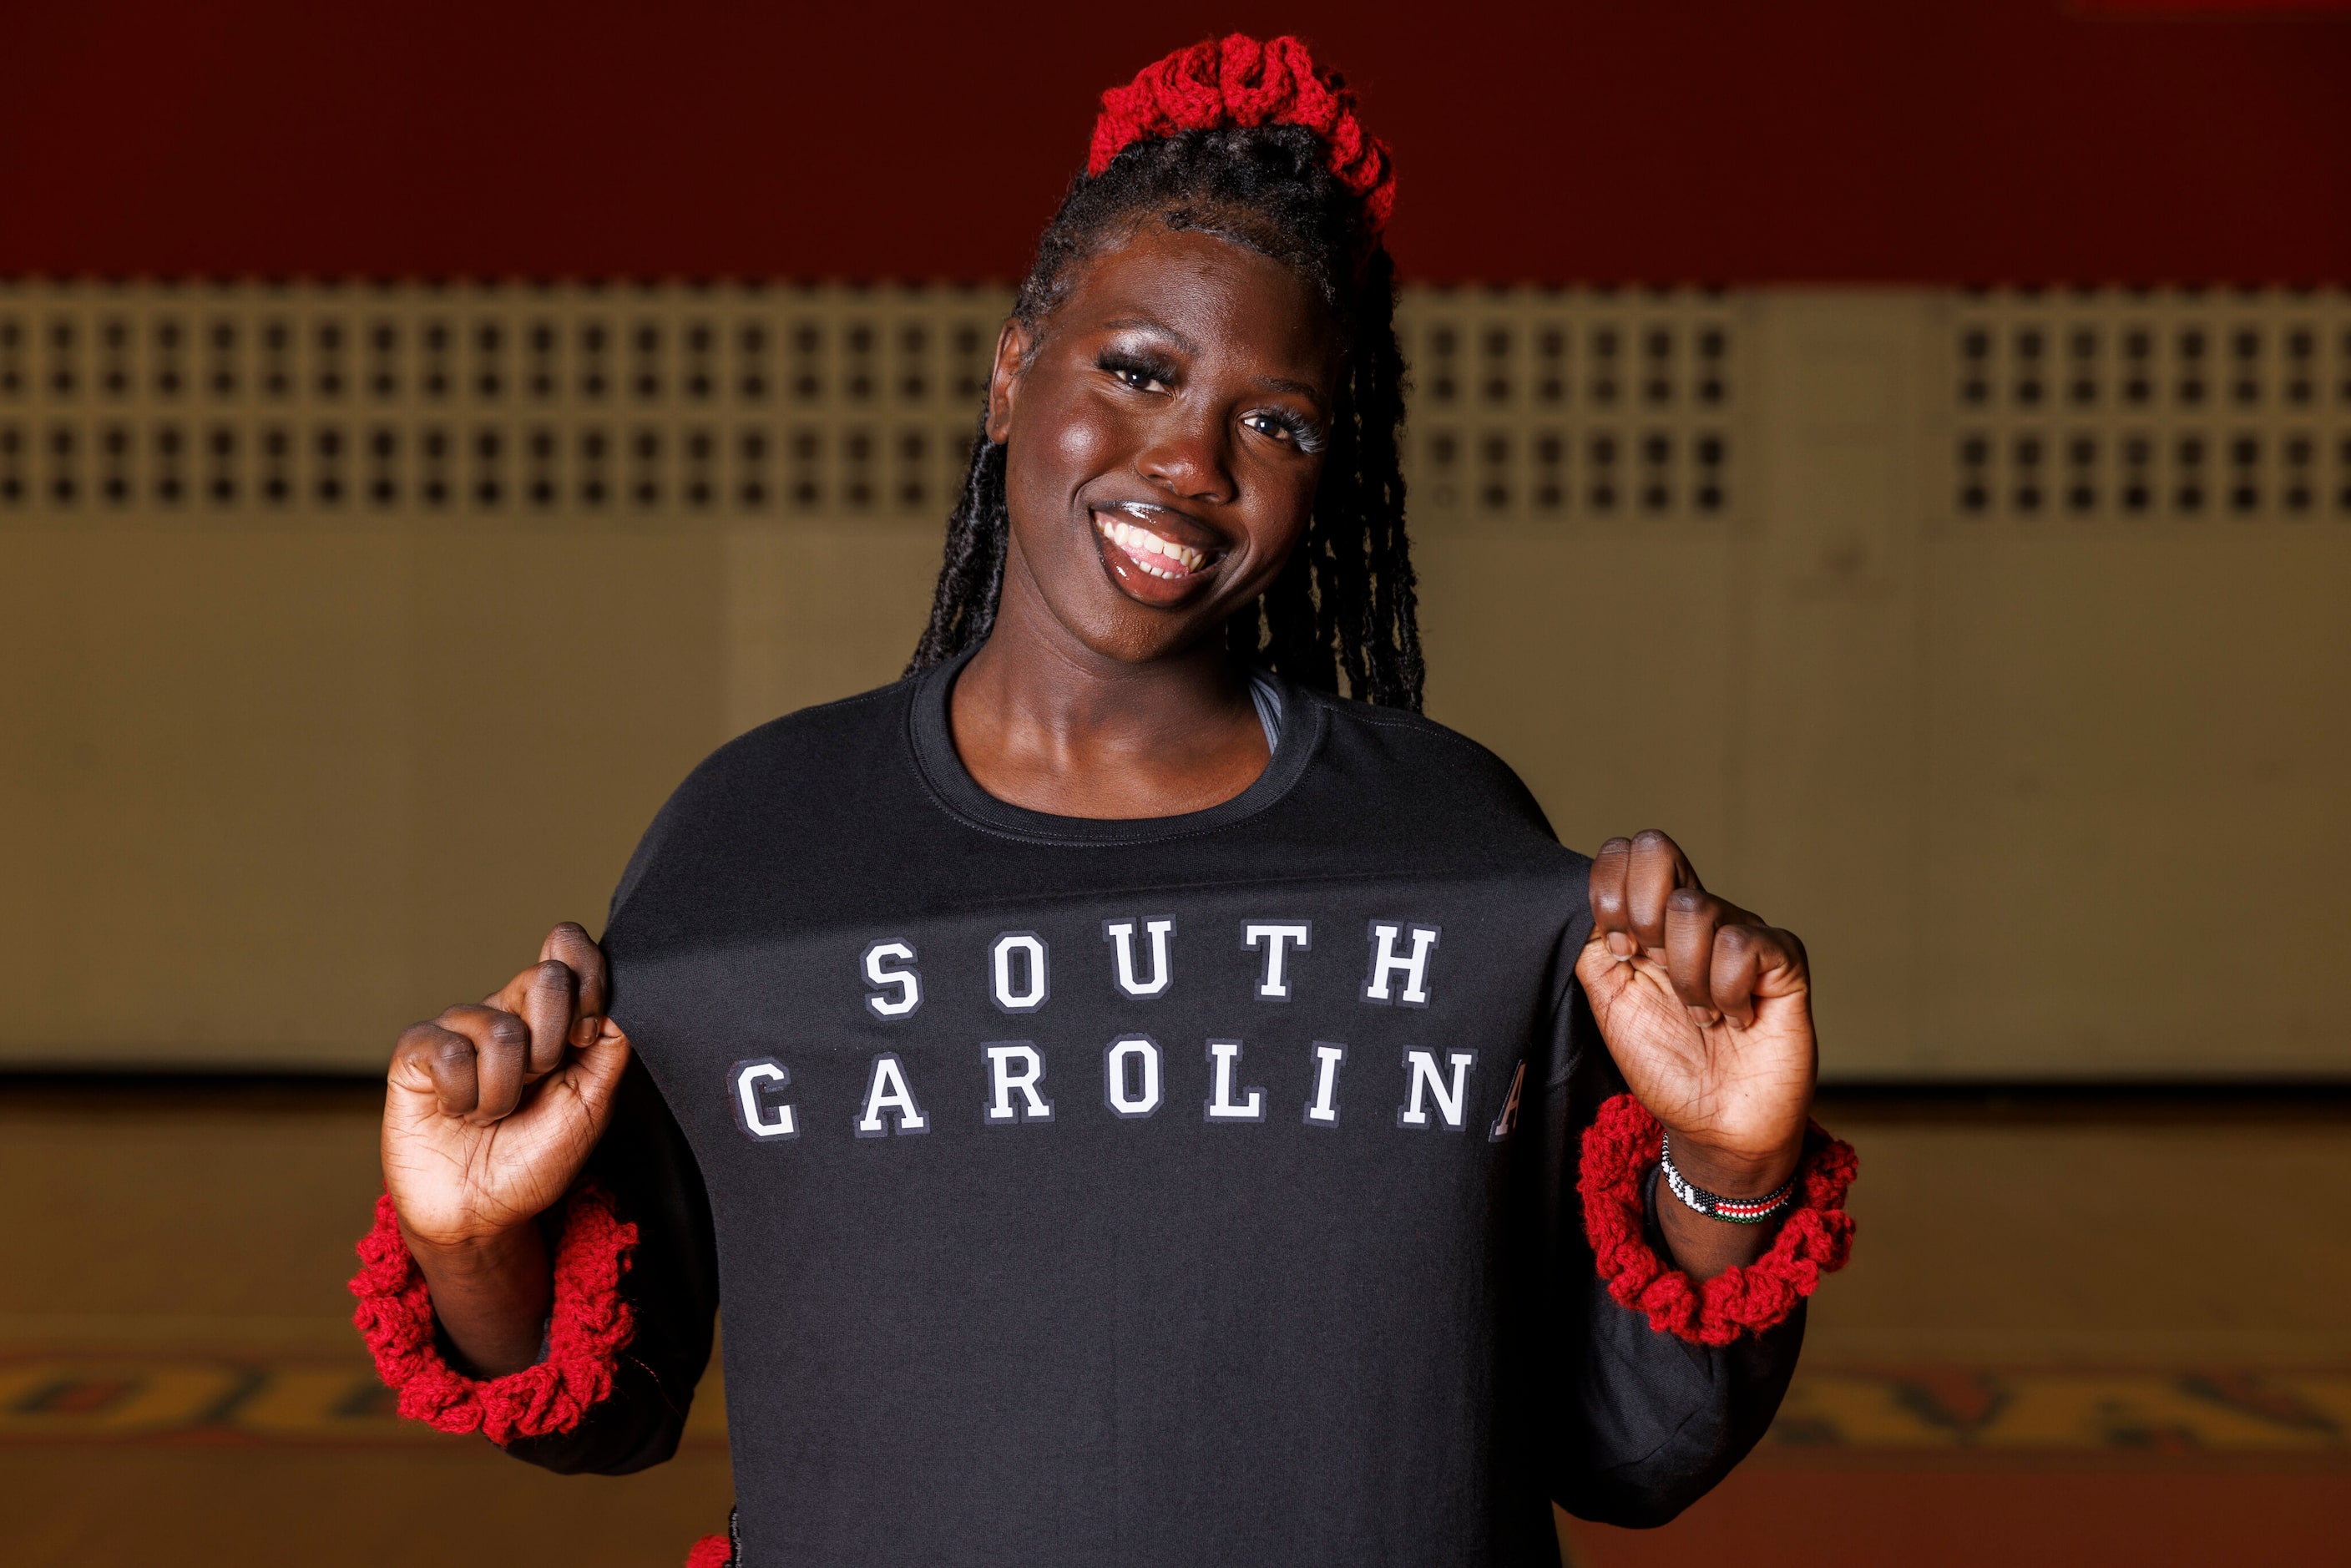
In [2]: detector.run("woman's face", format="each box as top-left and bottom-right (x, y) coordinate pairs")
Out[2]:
(987, 224), (1341, 666)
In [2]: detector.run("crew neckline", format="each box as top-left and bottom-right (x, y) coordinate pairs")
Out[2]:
(906, 647), (1325, 846)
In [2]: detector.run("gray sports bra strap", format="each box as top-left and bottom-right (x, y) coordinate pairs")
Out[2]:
(1246, 668), (1285, 755)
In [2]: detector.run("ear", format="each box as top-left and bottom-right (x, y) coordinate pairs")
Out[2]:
(984, 318), (1034, 446)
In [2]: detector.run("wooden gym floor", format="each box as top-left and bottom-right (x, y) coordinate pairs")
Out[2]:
(1, 1079), (2344, 1566)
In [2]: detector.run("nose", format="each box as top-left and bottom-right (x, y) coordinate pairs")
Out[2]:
(1134, 404), (1236, 505)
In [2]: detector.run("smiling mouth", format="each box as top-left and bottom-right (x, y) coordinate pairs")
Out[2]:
(1093, 504), (1220, 584)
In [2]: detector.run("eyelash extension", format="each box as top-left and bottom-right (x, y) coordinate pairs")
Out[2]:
(1098, 350), (1180, 388)
(1251, 408), (1328, 455)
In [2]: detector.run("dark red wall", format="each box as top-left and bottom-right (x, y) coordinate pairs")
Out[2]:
(3, 0), (2346, 283)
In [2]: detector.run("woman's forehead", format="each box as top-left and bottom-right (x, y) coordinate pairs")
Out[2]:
(1059, 226), (1338, 372)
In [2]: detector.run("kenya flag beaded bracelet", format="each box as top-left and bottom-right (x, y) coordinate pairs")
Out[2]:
(1658, 1134), (1798, 1225)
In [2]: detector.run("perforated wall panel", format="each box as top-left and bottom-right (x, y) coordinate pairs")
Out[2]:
(0, 281), (1753, 528)
(11, 284), (2351, 529)
(1945, 291), (2351, 525)
(0, 282), (1014, 524)
(1393, 289), (1743, 525)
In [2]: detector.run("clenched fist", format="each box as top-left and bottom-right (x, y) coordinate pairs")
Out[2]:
(382, 922), (629, 1373)
(1577, 831), (1815, 1274)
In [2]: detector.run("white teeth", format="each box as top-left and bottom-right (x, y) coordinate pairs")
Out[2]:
(1095, 512), (1206, 576)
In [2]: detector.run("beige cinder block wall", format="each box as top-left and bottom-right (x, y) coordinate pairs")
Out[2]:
(2, 282), (2346, 1077)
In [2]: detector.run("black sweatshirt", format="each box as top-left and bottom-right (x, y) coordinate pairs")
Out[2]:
(504, 651), (1802, 1565)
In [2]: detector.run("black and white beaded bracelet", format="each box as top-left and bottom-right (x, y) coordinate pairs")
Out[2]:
(1659, 1135), (1797, 1225)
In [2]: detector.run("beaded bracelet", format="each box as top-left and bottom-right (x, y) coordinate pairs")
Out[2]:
(1659, 1134), (1797, 1225)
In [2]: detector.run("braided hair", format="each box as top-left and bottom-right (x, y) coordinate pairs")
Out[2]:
(907, 36), (1423, 711)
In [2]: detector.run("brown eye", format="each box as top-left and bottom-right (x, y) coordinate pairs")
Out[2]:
(1244, 410), (1322, 453)
(1098, 352), (1173, 394)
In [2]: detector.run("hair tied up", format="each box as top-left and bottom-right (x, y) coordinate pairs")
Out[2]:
(1087, 35), (1396, 236)
(915, 38), (1423, 708)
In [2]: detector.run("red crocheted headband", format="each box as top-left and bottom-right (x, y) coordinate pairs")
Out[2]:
(1087, 34), (1396, 238)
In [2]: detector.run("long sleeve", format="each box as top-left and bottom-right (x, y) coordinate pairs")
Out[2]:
(501, 1056), (722, 1474)
(351, 1056), (721, 1475)
(1529, 974), (1847, 1528)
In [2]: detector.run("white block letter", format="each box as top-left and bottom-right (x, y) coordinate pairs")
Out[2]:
(984, 1041), (1054, 1124)
(1104, 918), (1175, 999)
(862, 939), (923, 1019)
(990, 932), (1049, 1014)
(1363, 922), (1440, 1006)
(855, 1053), (928, 1137)
(1243, 921), (1312, 999)
(1303, 1041), (1346, 1126)
(730, 1058), (798, 1141)
(1397, 1047), (1476, 1130)
(1205, 1039), (1265, 1122)
(1103, 1035), (1163, 1119)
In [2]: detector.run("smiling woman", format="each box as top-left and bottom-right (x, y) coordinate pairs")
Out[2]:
(952, 221), (1355, 817)
(356, 35), (1855, 1568)
(914, 107), (1416, 818)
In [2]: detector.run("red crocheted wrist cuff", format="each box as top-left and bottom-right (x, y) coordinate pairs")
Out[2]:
(684, 1534), (733, 1568)
(1579, 1092), (1858, 1347)
(348, 1182), (638, 1444)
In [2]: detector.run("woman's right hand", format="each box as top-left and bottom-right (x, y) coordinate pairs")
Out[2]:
(383, 921), (633, 1256)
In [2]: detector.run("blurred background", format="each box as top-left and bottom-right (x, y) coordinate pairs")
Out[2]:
(2, 0), (2348, 1562)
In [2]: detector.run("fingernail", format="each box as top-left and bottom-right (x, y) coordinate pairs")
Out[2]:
(1605, 933), (1636, 959)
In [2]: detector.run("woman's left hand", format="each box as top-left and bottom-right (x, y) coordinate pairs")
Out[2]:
(1575, 830), (1816, 1201)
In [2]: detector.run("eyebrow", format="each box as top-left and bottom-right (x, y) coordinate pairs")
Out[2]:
(1255, 373), (1326, 404)
(1101, 316), (1200, 356)
(1099, 316), (1329, 407)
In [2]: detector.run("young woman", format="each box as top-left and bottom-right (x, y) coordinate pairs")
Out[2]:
(354, 36), (1855, 1568)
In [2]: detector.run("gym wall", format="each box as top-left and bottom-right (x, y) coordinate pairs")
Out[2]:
(2, 279), (2345, 1079)
(5, 0), (2347, 1077)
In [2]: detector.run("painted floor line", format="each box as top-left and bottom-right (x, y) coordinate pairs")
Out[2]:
(2, 1355), (2344, 1453)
